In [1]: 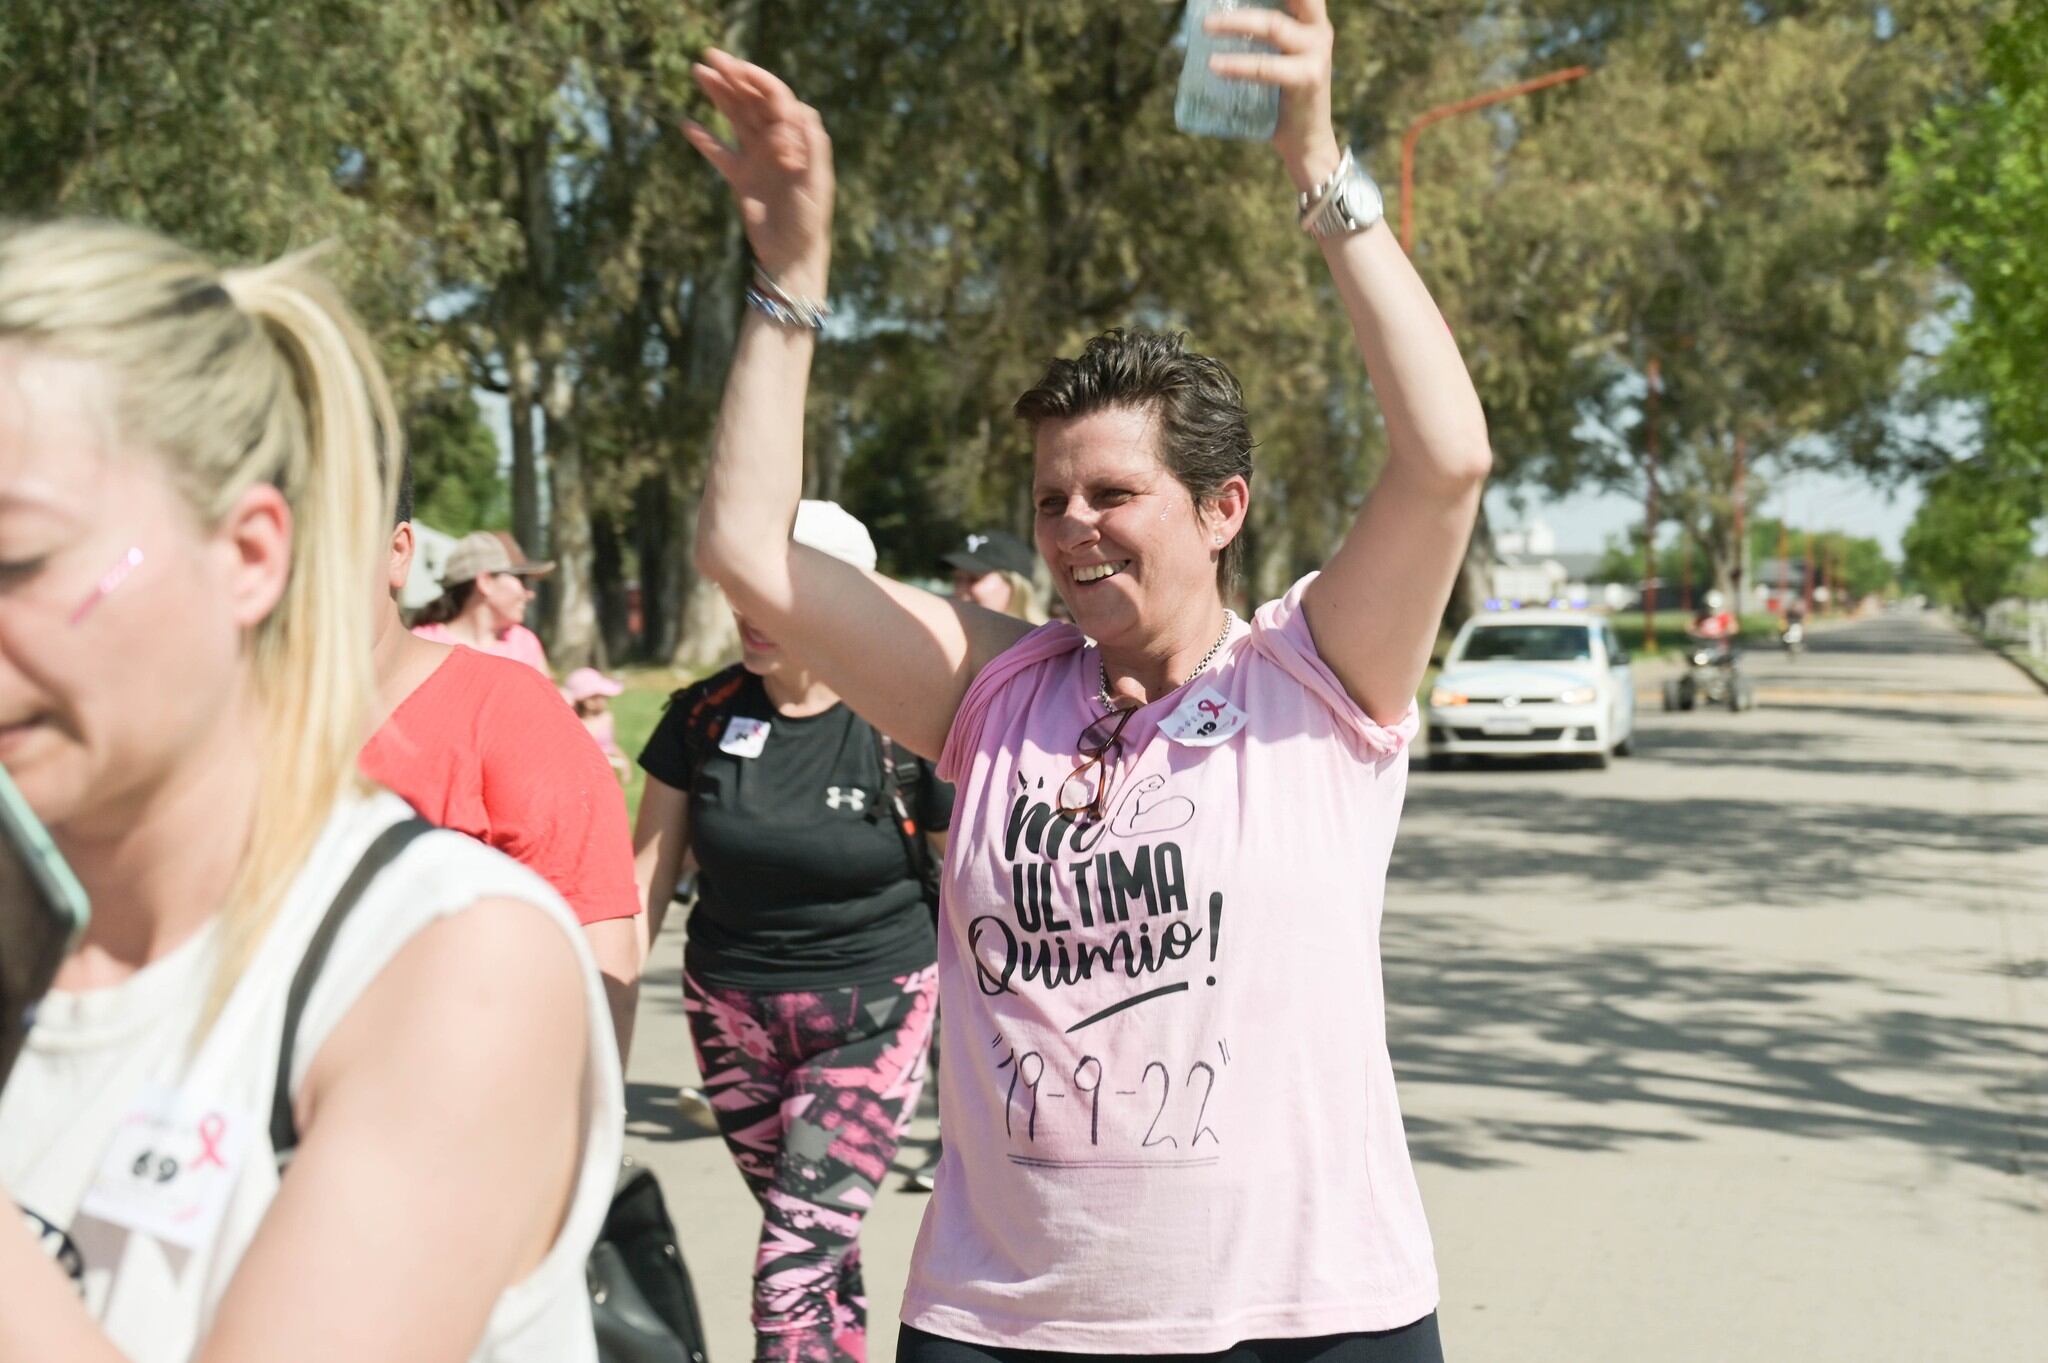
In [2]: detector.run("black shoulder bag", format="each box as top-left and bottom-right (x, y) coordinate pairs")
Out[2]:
(271, 815), (709, 1363)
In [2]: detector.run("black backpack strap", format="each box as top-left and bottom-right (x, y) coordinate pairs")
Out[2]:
(877, 734), (940, 907)
(270, 815), (436, 1166)
(676, 672), (745, 797)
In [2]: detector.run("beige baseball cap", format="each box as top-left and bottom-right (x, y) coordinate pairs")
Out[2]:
(439, 530), (555, 588)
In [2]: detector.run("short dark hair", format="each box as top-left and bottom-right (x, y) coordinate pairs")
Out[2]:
(1013, 328), (1252, 591)
(393, 450), (415, 526)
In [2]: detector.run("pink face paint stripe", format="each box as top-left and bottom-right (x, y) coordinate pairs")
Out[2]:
(68, 546), (143, 625)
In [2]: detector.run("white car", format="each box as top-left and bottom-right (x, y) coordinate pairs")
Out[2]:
(1424, 611), (1637, 769)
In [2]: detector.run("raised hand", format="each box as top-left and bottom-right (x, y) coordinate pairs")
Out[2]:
(683, 49), (835, 296)
(1202, 0), (1343, 192)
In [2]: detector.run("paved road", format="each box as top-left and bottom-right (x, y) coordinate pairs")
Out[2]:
(624, 609), (2047, 1361)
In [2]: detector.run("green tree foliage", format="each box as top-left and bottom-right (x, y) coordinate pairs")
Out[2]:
(1437, 2), (1979, 605)
(2, 0), (1980, 665)
(1596, 516), (1894, 606)
(1894, 3), (2048, 476)
(407, 389), (509, 534)
(1903, 461), (2042, 617)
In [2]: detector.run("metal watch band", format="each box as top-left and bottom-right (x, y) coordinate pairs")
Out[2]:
(1299, 151), (1384, 239)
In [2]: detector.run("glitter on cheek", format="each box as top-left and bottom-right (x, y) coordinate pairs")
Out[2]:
(67, 546), (144, 626)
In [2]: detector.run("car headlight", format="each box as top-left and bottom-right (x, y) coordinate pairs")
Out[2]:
(1559, 685), (1597, 705)
(1429, 686), (1469, 707)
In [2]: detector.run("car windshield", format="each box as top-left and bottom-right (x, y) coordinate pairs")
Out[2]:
(1459, 624), (1594, 663)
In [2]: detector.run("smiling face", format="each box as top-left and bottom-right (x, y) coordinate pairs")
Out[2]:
(0, 348), (275, 832)
(734, 609), (790, 678)
(1031, 405), (1245, 645)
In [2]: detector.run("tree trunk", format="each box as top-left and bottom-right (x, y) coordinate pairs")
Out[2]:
(673, 535), (740, 672)
(592, 509), (631, 664)
(541, 366), (597, 669)
(505, 337), (543, 558)
(633, 470), (680, 662)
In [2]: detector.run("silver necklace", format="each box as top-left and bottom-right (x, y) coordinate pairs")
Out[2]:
(1098, 610), (1237, 711)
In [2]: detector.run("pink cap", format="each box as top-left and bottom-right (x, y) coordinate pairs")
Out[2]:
(562, 667), (624, 703)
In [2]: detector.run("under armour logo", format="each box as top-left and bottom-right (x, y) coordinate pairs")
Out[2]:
(825, 787), (867, 812)
(966, 534), (988, 553)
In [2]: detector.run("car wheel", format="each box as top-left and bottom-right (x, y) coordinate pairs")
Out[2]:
(1613, 732), (1634, 757)
(1661, 679), (1682, 712)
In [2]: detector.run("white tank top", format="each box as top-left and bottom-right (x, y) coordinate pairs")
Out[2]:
(0, 792), (624, 1362)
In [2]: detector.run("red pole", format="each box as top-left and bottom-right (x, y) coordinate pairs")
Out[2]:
(1399, 66), (1592, 253)
(1732, 431), (1747, 620)
(1802, 531), (1815, 619)
(1643, 356), (1660, 652)
(1776, 518), (1790, 621)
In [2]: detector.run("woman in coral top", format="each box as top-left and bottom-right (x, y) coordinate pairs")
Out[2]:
(683, 3), (1486, 1358)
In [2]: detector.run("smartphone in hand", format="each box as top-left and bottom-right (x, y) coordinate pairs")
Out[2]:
(0, 763), (89, 1089)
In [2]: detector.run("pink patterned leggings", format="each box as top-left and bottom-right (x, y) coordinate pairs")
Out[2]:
(684, 966), (939, 1363)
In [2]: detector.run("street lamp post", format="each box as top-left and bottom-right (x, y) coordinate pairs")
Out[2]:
(1398, 65), (1593, 254)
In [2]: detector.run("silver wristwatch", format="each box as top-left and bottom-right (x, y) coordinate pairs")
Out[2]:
(1298, 149), (1385, 238)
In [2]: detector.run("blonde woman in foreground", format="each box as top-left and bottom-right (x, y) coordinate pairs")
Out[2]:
(0, 221), (621, 1363)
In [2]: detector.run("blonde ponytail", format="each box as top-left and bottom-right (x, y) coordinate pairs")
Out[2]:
(0, 222), (398, 1025)
(994, 569), (1049, 625)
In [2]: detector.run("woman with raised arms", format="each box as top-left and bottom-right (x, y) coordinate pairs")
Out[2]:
(683, 3), (1486, 1359)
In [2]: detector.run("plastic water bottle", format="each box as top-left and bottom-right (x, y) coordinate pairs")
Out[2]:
(1175, 0), (1282, 141)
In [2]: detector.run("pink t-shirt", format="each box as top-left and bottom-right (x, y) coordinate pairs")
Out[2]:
(411, 620), (550, 677)
(904, 575), (1437, 1352)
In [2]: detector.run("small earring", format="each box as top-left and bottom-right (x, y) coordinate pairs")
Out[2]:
(1212, 535), (1223, 547)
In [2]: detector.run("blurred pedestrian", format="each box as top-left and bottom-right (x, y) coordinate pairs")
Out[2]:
(632, 501), (949, 1363)
(0, 220), (620, 1361)
(412, 529), (554, 675)
(561, 666), (632, 782)
(943, 530), (1047, 623)
(364, 469), (644, 1057)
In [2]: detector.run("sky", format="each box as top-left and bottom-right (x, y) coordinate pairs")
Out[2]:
(1487, 467), (1924, 559)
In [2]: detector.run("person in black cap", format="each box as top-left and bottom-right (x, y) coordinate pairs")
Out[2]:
(944, 529), (1046, 623)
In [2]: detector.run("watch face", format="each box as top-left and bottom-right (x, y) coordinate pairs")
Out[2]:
(1339, 176), (1384, 227)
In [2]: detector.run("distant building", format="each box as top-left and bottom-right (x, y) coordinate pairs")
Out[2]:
(1486, 520), (1614, 609)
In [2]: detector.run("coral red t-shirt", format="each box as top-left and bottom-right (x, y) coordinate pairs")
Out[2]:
(360, 646), (638, 926)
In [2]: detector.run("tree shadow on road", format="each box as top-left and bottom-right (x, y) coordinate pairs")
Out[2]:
(1394, 783), (2046, 910)
(1626, 724), (2025, 783)
(1383, 914), (2048, 1187)
(1757, 700), (2048, 731)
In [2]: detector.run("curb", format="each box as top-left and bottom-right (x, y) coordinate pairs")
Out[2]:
(1957, 617), (2048, 697)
